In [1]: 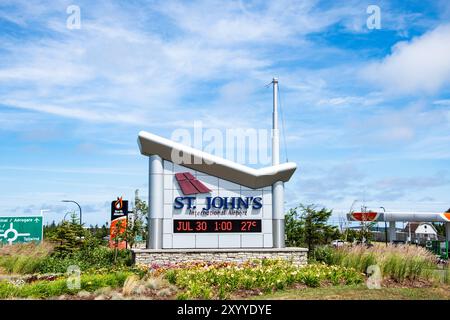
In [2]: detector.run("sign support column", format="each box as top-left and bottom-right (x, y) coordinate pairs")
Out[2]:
(446, 223), (450, 242)
(272, 77), (285, 248)
(148, 155), (164, 249)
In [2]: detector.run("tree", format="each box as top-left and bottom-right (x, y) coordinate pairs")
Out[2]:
(52, 220), (86, 257)
(133, 189), (148, 240)
(111, 218), (127, 262)
(285, 208), (304, 247)
(357, 221), (375, 243)
(43, 220), (57, 239)
(123, 189), (148, 248)
(344, 228), (360, 242)
(285, 204), (338, 258)
(301, 205), (338, 255)
(433, 223), (446, 237)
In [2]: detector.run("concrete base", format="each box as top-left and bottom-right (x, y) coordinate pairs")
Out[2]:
(132, 247), (308, 267)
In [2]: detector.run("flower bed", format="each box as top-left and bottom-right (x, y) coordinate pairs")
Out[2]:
(160, 259), (364, 299)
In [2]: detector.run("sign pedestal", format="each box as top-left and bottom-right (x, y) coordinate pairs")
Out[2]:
(133, 247), (308, 267)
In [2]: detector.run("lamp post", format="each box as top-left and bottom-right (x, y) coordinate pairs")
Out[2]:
(61, 200), (82, 225)
(40, 209), (49, 241)
(63, 211), (72, 221)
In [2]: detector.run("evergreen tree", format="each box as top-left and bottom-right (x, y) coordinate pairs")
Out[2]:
(433, 223), (446, 237)
(285, 204), (338, 258)
(52, 220), (86, 256)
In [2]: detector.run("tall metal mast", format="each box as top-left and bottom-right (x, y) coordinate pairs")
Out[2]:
(272, 78), (280, 166)
(272, 78), (285, 248)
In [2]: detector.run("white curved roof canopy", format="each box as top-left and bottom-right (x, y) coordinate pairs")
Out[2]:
(138, 131), (297, 189)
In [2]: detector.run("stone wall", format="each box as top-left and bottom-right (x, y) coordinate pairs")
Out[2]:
(132, 248), (308, 267)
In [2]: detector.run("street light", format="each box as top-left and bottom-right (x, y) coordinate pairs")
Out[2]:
(40, 209), (49, 241)
(61, 200), (82, 225)
(63, 211), (72, 221)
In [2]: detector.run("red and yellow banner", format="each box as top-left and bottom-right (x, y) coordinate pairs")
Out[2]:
(109, 197), (128, 249)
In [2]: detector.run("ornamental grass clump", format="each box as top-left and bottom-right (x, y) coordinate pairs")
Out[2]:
(163, 259), (364, 300)
(326, 244), (437, 282)
(445, 266), (450, 285)
(0, 242), (54, 274)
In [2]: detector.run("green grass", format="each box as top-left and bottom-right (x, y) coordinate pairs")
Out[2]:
(0, 272), (131, 299)
(253, 284), (450, 300)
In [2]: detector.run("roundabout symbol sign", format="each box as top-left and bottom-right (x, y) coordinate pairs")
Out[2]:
(0, 216), (43, 245)
(0, 222), (31, 245)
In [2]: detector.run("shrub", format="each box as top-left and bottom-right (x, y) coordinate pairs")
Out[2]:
(311, 245), (335, 264)
(37, 247), (132, 273)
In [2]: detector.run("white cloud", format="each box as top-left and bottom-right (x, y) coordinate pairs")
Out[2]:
(433, 99), (450, 105)
(362, 24), (450, 94)
(0, 165), (142, 176)
(2, 98), (145, 124)
(316, 95), (383, 107)
(157, 0), (340, 45)
(0, 3), (276, 125)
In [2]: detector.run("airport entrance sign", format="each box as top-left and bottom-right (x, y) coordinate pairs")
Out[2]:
(0, 216), (43, 245)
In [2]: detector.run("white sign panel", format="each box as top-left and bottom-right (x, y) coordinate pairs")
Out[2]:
(162, 160), (273, 249)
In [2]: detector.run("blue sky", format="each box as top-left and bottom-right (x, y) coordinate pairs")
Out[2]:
(0, 0), (449, 227)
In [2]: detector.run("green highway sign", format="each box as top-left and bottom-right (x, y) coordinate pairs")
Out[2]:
(0, 216), (43, 245)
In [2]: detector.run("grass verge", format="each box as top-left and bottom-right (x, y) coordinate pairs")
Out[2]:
(253, 284), (450, 300)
